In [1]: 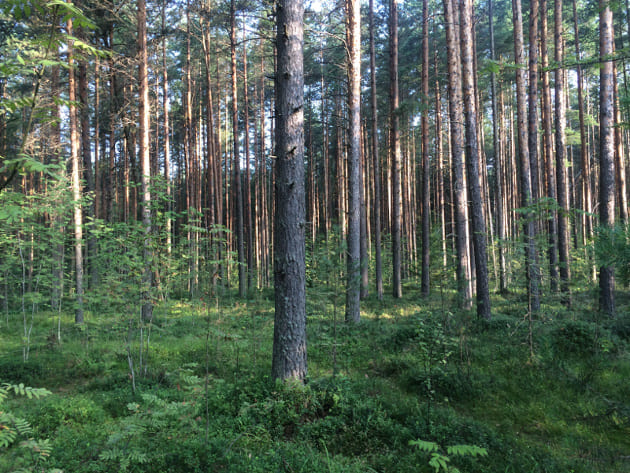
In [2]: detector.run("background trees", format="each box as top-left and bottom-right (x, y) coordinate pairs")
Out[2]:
(0, 0), (629, 354)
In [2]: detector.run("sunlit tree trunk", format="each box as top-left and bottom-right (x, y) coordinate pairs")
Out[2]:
(555, 0), (571, 303)
(138, 0), (153, 322)
(68, 19), (84, 324)
(345, 0), (361, 322)
(599, 0), (616, 316)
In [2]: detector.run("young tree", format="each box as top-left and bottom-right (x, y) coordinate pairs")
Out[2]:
(272, 0), (307, 381)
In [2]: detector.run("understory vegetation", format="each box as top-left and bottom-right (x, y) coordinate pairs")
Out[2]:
(1, 278), (629, 472)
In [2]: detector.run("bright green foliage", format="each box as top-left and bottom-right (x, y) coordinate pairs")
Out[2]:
(0, 383), (59, 473)
(410, 439), (488, 473)
(594, 223), (630, 286)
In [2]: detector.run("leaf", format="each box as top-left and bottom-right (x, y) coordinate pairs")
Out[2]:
(410, 439), (439, 452)
(446, 444), (488, 457)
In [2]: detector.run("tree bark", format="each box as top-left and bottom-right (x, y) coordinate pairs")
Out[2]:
(390, 0), (402, 298)
(272, 0), (307, 381)
(345, 0), (361, 323)
(138, 0), (153, 322)
(541, 0), (559, 292)
(443, 0), (473, 308)
(68, 19), (84, 324)
(420, 0), (431, 296)
(555, 0), (571, 303)
(459, 0), (491, 319)
(369, 0), (383, 300)
(599, 0), (616, 316)
(231, 0), (247, 297)
(512, 0), (541, 311)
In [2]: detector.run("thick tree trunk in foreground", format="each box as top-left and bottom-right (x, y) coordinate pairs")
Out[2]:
(345, 0), (361, 323)
(599, 0), (616, 316)
(272, 0), (307, 381)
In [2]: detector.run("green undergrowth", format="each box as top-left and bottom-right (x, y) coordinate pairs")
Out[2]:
(1, 286), (629, 472)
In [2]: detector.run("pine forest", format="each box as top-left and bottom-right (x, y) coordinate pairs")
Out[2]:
(1, 0), (630, 471)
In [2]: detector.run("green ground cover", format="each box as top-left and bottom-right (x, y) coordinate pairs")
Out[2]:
(1, 286), (629, 472)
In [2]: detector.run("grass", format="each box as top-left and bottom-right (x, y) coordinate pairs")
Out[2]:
(1, 281), (629, 472)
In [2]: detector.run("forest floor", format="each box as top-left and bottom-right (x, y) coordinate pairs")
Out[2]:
(1, 283), (630, 472)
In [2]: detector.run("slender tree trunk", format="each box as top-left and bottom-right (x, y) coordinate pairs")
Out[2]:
(390, 0), (402, 298)
(554, 0), (571, 304)
(489, 0), (507, 293)
(272, 0), (307, 381)
(541, 0), (559, 292)
(345, 0), (361, 323)
(230, 0), (247, 297)
(51, 64), (64, 311)
(369, 0), (383, 300)
(420, 0), (431, 296)
(460, 0), (491, 319)
(572, 0), (593, 244)
(444, 0), (473, 308)
(613, 59), (629, 223)
(138, 0), (153, 322)
(528, 0), (540, 204)
(162, 0), (172, 256)
(243, 25), (254, 289)
(599, 0), (616, 316)
(68, 19), (84, 324)
(78, 47), (97, 289)
(513, 0), (541, 311)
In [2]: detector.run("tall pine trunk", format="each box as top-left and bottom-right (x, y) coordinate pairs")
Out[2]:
(389, 0), (402, 298)
(512, 0), (541, 311)
(460, 0), (491, 319)
(272, 0), (307, 381)
(345, 0), (361, 322)
(443, 0), (473, 308)
(599, 0), (616, 316)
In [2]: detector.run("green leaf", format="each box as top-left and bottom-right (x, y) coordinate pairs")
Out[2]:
(410, 439), (439, 452)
